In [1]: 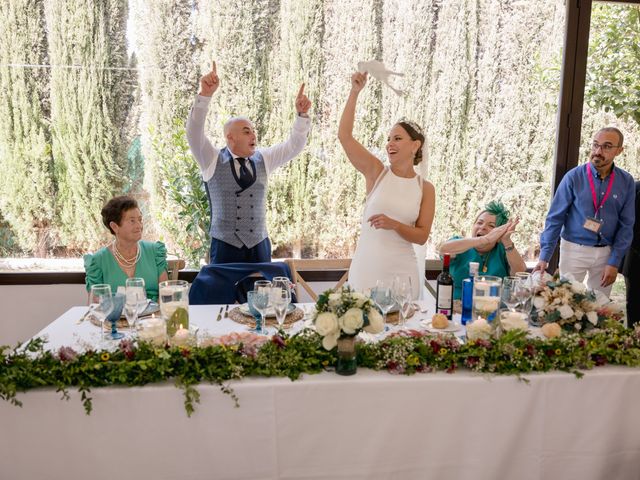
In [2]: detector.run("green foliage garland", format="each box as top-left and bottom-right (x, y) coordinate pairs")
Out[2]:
(2, 320), (640, 417)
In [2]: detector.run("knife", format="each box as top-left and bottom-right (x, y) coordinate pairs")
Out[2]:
(216, 306), (223, 321)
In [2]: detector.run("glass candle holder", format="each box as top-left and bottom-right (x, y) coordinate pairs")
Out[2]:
(159, 280), (190, 336)
(473, 275), (502, 322)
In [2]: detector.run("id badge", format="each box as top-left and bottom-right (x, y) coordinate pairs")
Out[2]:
(583, 216), (603, 233)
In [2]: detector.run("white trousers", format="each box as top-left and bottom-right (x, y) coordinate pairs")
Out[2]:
(559, 239), (612, 296)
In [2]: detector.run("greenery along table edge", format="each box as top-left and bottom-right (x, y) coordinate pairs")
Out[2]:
(2, 318), (639, 416)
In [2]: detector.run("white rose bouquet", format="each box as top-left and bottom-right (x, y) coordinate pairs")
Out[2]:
(532, 273), (624, 332)
(313, 287), (384, 350)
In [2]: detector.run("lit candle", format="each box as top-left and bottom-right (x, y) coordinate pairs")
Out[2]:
(500, 311), (528, 331)
(172, 323), (190, 347)
(467, 316), (492, 340)
(139, 315), (166, 346)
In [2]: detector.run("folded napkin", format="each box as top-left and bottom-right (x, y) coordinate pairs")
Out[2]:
(357, 60), (405, 96)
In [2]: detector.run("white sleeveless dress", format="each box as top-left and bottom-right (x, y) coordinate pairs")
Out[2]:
(348, 167), (423, 299)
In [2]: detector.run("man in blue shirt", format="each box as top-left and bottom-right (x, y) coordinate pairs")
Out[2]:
(534, 127), (636, 296)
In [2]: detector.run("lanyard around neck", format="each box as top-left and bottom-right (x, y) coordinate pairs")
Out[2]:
(586, 164), (615, 216)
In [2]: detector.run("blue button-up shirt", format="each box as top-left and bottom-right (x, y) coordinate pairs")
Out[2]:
(540, 162), (636, 267)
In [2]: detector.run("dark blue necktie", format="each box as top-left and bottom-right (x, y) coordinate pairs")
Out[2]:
(236, 157), (254, 189)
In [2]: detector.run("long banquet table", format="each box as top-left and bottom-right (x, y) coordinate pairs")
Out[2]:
(2, 304), (640, 480)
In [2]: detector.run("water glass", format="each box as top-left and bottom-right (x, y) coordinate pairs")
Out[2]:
(371, 280), (395, 330)
(271, 277), (293, 298)
(501, 277), (521, 312)
(247, 289), (270, 335)
(392, 276), (412, 329)
(89, 284), (114, 341)
(272, 287), (291, 331)
(125, 277), (146, 332)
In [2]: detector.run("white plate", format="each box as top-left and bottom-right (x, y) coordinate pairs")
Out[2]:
(420, 320), (461, 333)
(239, 303), (296, 317)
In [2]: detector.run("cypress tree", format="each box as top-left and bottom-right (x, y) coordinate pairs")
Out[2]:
(130, 0), (202, 264)
(45, 0), (132, 249)
(0, 0), (55, 256)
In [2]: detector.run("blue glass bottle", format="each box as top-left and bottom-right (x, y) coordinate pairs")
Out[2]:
(461, 262), (479, 325)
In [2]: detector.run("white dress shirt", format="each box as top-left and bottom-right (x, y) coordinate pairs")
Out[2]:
(186, 95), (311, 181)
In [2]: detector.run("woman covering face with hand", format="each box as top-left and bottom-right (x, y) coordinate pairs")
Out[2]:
(438, 201), (527, 299)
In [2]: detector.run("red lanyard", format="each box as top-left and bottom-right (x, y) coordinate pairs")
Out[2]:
(586, 164), (615, 216)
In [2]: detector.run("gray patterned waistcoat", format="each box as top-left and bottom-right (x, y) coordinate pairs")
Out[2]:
(206, 147), (267, 249)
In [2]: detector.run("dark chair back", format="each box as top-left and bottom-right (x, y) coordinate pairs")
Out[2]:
(189, 261), (296, 305)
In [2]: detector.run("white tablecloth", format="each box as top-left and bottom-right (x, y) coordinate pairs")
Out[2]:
(2, 303), (640, 479)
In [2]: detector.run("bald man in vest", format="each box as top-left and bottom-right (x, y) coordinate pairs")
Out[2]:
(187, 61), (311, 264)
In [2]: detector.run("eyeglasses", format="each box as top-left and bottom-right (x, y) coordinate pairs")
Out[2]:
(591, 141), (620, 152)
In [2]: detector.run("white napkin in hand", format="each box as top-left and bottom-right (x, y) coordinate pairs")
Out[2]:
(357, 60), (405, 96)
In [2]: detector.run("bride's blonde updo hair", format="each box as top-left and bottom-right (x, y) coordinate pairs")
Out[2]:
(397, 119), (425, 165)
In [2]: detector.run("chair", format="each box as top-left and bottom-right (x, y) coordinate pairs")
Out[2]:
(285, 258), (351, 302)
(189, 261), (294, 305)
(167, 258), (186, 280)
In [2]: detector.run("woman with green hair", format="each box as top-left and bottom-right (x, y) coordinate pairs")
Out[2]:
(439, 201), (527, 299)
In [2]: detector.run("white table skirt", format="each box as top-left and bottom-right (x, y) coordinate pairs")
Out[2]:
(3, 303), (640, 479)
(2, 367), (640, 480)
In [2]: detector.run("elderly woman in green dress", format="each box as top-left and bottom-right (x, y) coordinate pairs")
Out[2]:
(439, 201), (527, 300)
(84, 196), (168, 301)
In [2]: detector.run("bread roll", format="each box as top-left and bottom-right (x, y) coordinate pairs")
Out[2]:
(431, 313), (449, 329)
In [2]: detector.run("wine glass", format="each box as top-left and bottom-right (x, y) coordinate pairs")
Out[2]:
(124, 277), (146, 334)
(371, 280), (395, 331)
(272, 276), (293, 302)
(514, 280), (533, 316)
(272, 287), (291, 331)
(392, 276), (413, 329)
(89, 284), (114, 341)
(247, 289), (270, 335)
(501, 276), (521, 312)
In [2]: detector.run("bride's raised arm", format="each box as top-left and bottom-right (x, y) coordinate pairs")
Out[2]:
(337, 71), (384, 193)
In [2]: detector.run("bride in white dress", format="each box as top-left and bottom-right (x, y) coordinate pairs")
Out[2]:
(338, 71), (436, 300)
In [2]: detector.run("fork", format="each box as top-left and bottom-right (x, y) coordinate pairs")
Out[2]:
(223, 304), (230, 318)
(216, 306), (223, 321)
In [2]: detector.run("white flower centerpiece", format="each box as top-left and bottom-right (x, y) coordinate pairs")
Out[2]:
(532, 273), (624, 332)
(314, 287), (385, 351)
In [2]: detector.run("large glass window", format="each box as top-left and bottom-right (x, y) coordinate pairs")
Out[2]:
(0, 0), (635, 272)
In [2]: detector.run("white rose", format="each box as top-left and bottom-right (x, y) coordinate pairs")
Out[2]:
(351, 292), (367, 308)
(533, 296), (547, 310)
(467, 318), (492, 341)
(574, 322), (582, 331)
(586, 311), (598, 326)
(570, 281), (586, 294)
(558, 305), (574, 319)
(328, 293), (341, 308)
(339, 308), (364, 335)
(315, 312), (339, 336)
(363, 307), (384, 334)
(322, 331), (340, 350)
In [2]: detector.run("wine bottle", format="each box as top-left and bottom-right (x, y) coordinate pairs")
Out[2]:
(436, 254), (454, 320)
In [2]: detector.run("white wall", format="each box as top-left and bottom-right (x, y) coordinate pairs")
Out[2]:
(0, 284), (87, 346)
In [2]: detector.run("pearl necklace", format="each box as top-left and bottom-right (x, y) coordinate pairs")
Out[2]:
(112, 241), (140, 268)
